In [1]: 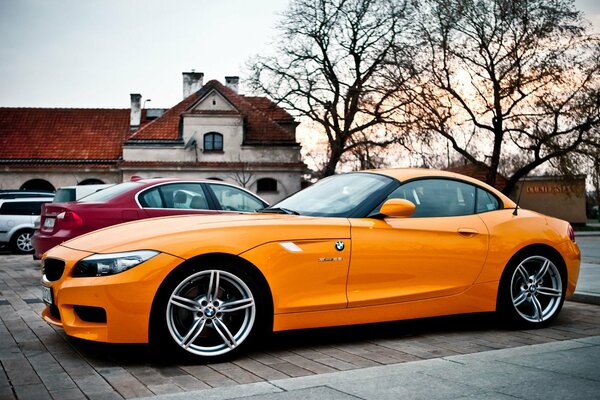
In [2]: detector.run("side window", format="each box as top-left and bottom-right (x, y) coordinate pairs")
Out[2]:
(387, 179), (476, 217)
(139, 183), (209, 210)
(203, 132), (223, 151)
(208, 184), (265, 212)
(0, 201), (45, 215)
(476, 188), (500, 213)
(138, 187), (164, 208)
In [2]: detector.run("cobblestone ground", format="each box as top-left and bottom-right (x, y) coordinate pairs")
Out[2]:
(1, 254), (600, 399)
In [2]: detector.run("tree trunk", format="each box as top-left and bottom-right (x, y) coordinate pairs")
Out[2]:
(321, 144), (344, 178)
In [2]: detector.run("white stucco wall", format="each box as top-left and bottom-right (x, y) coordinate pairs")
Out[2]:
(182, 115), (245, 162)
(123, 146), (197, 162)
(0, 170), (121, 191)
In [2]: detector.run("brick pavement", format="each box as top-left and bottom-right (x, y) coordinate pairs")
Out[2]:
(1, 254), (600, 399)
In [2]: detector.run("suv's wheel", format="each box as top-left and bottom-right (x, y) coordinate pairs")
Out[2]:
(11, 229), (34, 254)
(151, 261), (266, 361)
(498, 251), (566, 328)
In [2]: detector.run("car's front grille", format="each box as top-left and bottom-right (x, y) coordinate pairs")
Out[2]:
(43, 258), (65, 281)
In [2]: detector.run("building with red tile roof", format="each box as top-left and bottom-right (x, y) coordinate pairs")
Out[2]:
(0, 74), (304, 203)
(445, 162), (508, 192)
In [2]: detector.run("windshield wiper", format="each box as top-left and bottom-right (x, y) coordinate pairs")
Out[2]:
(258, 207), (300, 215)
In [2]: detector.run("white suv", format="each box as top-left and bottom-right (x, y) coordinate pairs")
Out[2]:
(0, 197), (53, 253)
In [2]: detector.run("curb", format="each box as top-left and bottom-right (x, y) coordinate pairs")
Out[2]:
(575, 232), (600, 237)
(569, 292), (600, 306)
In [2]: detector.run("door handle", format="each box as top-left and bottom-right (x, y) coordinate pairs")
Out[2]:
(457, 228), (479, 236)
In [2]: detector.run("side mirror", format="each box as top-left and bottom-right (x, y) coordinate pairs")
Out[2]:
(379, 198), (416, 218)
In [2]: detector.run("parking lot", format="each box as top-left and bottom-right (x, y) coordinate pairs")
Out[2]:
(1, 238), (600, 399)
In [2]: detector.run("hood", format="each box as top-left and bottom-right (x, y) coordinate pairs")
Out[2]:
(60, 213), (351, 258)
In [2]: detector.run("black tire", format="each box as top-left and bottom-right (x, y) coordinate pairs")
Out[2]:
(10, 229), (34, 254)
(150, 259), (268, 361)
(497, 250), (566, 328)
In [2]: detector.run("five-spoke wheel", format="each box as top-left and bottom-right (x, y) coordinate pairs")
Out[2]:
(500, 252), (566, 327)
(152, 262), (266, 360)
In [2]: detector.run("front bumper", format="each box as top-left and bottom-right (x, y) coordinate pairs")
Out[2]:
(41, 245), (184, 343)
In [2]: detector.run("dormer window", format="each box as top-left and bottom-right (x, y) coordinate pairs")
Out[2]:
(204, 132), (223, 151)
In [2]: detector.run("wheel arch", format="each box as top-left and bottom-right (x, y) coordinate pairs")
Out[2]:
(8, 225), (34, 240)
(496, 243), (567, 309)
(149, 252), (275, 336)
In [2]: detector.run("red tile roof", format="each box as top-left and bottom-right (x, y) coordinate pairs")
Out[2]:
(128, 80), (298, 144)
(0, 108), (133, 162)
(242, 96), (295, 121)
(446, 163), (508, 191)
(0, 80), (298, 171)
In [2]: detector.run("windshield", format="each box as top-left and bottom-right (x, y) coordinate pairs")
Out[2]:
(78, 182), (143, 202)
(273, 173), (394, 217)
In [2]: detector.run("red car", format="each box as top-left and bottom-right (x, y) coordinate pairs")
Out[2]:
(33, 178), (268, 259)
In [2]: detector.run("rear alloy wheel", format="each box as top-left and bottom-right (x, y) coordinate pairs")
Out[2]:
(11, 229), (34, 254)
(153, 264), (265, 360)
(500, 253), (565, 328)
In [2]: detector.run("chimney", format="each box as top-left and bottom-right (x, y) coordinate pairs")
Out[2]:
(130, 93), (142, 130)
(182, 71), (204, 98)
(225, 76), (239, 93)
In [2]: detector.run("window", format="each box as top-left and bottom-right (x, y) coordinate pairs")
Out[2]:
(203, 132), (223, 151)
(0, 201), (46, 216)
(79, 182), (143, 203)
(53, 188), (76, 203)
(257, 178), (278, 193)
(386, 179), (476, 217)
(207, 184), (265, 212)
(275, 173), (393, 217)
(476, 188), (500, 213)
(139, 183), (209, 210)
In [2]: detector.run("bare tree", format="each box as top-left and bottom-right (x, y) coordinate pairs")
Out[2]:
(249, 0), (417, 177)
(406, 0), (600, 195)
(227, 158), (254, 188)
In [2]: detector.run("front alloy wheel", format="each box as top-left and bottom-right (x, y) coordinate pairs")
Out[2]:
(157, 266), (262, 359)
(500, 253), (566, 327)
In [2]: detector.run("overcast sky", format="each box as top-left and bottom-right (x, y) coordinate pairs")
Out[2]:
(1, 0), (599, 109)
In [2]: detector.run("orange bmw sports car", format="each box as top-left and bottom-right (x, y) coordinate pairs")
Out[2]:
(41, 169), (580, 360)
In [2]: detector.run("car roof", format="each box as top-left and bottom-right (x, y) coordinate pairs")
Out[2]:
(365, 168), (516, 208)
(0, 191), (54, 199)
(0, 197), (53, 204)
(133, 178), (221, 184)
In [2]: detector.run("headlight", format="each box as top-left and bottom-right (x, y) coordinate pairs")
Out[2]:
(73, 250), (159, 277)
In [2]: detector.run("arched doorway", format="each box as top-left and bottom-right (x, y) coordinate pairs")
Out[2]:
(20, 179), (55, 192)
(78, 178), (105, 185)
